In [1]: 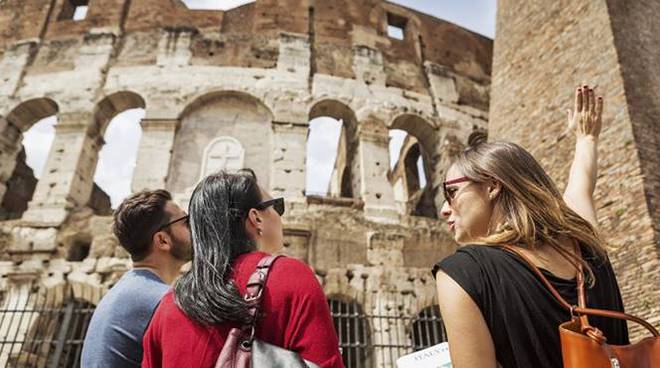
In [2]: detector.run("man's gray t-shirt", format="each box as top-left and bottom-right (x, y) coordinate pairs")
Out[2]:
(81, 269), (169, 367)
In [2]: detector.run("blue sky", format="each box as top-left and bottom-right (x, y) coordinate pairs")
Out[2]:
(22, 1), (496, 207)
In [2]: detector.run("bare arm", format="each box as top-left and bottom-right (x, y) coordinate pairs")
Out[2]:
(436, 271), (497, 368)
(562, 85), (603, 228)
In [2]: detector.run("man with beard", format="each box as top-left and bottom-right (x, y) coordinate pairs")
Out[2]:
(82, 189), (192, 368)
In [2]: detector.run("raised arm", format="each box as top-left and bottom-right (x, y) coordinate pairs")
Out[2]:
(561, 85), (603, 228)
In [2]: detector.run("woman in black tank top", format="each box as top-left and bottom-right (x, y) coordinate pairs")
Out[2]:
(433, 85), (629, 368)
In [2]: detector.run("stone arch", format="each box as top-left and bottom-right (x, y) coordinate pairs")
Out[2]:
(178, 90), (274, 121)
(91, 91), (146, 208)
(0, 98), (59, 219)
(307, 99), (360, 198)
(6, 98), (59, 132)
(169, 91), (273, 205)
(93, 91), (146, 136)
(389, 114), (438, 218)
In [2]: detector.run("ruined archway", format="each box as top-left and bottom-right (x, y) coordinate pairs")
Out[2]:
(0, 98), (59, 219)
(389, 114), (438, 218)
(307, 99), (360, 199)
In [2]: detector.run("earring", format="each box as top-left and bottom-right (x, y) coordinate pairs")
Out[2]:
(257, 229), (263, 236)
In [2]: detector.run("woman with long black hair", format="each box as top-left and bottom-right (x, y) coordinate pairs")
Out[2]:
(142, 169), (344, 368)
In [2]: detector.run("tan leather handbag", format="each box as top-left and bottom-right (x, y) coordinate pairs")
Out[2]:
(498, 245), (660, 368)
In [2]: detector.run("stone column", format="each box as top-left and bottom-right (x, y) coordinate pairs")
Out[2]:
(0, 118), (22, 202)
(131, 118), (178, 193)
(22, 112), (101, 226)
(357, 124), (398, 223)
(270, 121), (307, 204)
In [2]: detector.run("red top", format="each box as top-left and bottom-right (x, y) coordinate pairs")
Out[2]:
(142, 252), (344, 368)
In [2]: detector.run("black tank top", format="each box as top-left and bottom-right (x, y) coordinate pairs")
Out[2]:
(432, 244), (629, 368)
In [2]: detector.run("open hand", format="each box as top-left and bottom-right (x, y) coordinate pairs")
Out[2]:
(558, 85), (603, 141)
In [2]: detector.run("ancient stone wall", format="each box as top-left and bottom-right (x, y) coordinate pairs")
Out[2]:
(491, 0), (659, 337)
(0, 0), (491, 365)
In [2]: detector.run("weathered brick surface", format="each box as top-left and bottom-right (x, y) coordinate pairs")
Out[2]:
(491, 0), (659, 338)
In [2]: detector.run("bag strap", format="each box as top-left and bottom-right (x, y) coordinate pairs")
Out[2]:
(495, 244), (659, 337)
(243, 254), (283, 334)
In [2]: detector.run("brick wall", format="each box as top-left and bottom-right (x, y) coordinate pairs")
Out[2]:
(491, 0), (659, 338)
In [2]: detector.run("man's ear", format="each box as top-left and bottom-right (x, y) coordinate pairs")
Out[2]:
(153, 231), (171, 252)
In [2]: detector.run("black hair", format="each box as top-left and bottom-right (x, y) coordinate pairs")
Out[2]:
(174, 169), (262, 325)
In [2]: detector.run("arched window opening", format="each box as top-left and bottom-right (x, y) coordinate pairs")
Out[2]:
(1, 98), (58, 220)
(307, 100), (360, 202)
(410, 305), (446, 351)
(305, 117), (343, 197)
(22, 116), (57, 179)
(388, 127), (435, 218)
(328, 298), (370, 368)
(93, 108), (144, 209)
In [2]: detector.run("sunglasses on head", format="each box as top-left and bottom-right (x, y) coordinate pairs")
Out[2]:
(254, 197), (285, 216)
(442, 176), (470, 206)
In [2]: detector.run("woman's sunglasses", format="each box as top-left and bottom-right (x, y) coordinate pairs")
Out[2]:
(254, 197), (285, 216)
(442, 176), (470, 206)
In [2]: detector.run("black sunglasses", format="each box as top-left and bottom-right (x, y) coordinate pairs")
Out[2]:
(254, 198), (285, 216)
(155, 215), (189, 233)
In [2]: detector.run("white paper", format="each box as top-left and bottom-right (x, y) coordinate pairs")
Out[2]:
(396, 342), (452, 368)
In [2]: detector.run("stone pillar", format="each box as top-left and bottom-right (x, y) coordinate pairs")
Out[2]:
(131, 118), (178, 192)
(270, 121), (307, 204)
(357, 124), (398, 223)
(22, 112), (100, 226)
(0, 118), (22, 202)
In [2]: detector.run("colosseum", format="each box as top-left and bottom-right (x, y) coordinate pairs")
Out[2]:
(0, 0), (657, 367)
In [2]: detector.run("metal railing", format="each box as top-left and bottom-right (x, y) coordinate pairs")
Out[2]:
(0, 289), (446, 368)
(0, 286), (94, 368)
(328, 299), (447, 368)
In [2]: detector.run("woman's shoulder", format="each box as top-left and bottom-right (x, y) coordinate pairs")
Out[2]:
(433, 244), (510, 278)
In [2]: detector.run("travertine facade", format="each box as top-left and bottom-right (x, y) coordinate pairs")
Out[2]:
(491, 0), (659, 337)
(0, 0), (490, 365)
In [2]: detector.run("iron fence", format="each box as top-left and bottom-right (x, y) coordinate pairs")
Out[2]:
(328, 299), (447, 368)
(0, 286), (93, 368)
(0, 288), (445, 368)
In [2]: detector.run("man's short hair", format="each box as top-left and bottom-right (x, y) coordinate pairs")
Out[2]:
(112, 189), (172, 261)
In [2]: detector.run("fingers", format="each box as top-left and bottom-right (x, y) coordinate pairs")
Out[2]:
(588, 88), (596, 114)
(575, 87), (582, 113)
(595, 96), (603, 135)
(582, 84), (590, 113)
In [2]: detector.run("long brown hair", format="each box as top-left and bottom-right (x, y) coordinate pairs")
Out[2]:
(452, 141), (607, 283)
